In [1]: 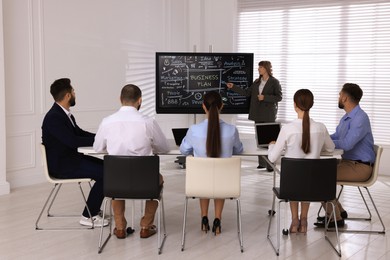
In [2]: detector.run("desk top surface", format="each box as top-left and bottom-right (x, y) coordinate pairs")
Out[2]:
(78, 139), (343, 157)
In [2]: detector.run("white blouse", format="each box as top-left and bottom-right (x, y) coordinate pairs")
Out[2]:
(268, 118), (335, 163)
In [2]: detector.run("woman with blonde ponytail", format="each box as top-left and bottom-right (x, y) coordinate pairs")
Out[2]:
(268, 89), (335, 234)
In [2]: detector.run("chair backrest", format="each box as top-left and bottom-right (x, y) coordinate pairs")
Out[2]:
(40, 144), (56, 183)
(185, 156), (241, 198)
(103, 155), (161, 199)
(362, 144), (382, 187)
(337, 144), (383, 187)
(279, 157), (337, 202)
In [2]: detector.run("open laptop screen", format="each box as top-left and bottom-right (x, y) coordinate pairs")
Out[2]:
(172, 128), (189, 146)
(255, 123), (281, 148)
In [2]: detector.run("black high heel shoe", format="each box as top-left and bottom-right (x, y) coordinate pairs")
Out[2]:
(201, 216), (210, 233)
(212, 218), (221, 235)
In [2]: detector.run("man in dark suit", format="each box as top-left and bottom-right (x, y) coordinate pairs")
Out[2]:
(42, 78), (107, 227)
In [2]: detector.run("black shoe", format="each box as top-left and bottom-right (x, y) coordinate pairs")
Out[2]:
(257, 165), (266, 169)
(340, 210), (348, 219)
(314, 219), (345, 228)
(266, 167), (274, 172)
(317, 211), (348, 222)
(201, 216), (210, 233)
(126, 227), (135, 235)
(212, 218), (221, 235)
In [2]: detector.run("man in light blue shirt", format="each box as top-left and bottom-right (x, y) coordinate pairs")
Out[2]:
(315, 83), (375, 228)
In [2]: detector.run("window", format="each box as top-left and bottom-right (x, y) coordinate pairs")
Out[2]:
(124, 41), (156, 117)
(237, 0), (390, 145)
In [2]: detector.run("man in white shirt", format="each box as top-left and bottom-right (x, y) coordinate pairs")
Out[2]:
(93, 84), (169, 239)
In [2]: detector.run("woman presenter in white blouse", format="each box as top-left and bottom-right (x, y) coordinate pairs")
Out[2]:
(268, 89), (335, 234)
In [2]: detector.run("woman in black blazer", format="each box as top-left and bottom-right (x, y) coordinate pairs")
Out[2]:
(227, 61), (282, 169)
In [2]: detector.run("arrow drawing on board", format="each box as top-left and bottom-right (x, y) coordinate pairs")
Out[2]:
(181, 92), (194, 100)
(223, 67), (233, 74)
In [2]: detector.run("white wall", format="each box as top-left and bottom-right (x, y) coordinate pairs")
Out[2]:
(0, 1), (10, 195)
(0, 0), (238, 192)
(1, 0), (388, 193)
(0, 0), (182, 191)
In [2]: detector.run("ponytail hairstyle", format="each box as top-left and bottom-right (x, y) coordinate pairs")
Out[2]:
(293, 89), (314, 154)
(203, 91), (223, 157)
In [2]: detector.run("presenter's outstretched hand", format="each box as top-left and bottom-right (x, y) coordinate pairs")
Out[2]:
(226, 82), (234, 89)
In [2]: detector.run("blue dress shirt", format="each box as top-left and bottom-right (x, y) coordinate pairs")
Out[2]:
(331, 105), (375, 163)
(180, 119), (243, 158)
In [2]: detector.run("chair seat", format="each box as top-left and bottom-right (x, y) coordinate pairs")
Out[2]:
(325, 144), (386, 234)
(36, 144), (93, 230)
(337, 180), (371, 186)
(48, 177), (92, 184)
(267, 157), (341, 257)
(182, 156), (243, 252)
(98, 155), (167, 255)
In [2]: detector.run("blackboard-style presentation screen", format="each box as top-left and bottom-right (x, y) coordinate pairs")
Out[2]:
(156, 52), (254, 114)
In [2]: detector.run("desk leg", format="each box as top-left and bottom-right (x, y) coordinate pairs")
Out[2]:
(261, 156), (277, 185)
(262, 155), (278, 216)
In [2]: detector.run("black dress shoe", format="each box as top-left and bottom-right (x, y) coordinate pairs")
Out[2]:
(257, 165), (266, 169)
(314, 219), (345, 228)
(317, 211), (348, 222)
(340, 210), (348, 219)
(126, 227), (135, 235)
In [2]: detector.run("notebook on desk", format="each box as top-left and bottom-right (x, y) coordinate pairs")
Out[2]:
(255, 122), (281, 148)
(172, 128), (189, 146)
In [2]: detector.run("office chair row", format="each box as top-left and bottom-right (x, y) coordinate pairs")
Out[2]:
(36, 144), (385, 257)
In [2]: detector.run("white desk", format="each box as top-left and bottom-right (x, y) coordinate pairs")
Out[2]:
(78, 139), (342, 159)
(77, 139), (343, 158)
(77, 139), (267, 158)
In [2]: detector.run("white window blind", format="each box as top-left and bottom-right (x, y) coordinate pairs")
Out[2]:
(237, 0), (390, 145)
(123, 41), (156, 117)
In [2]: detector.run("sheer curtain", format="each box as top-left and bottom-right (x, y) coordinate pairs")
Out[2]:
(236, 0), (390, 145)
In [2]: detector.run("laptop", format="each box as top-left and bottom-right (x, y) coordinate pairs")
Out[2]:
(255, 122), (281, 148)
(172, 128), (189, 146)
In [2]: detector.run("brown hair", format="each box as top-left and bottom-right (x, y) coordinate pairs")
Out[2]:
(258, 61), (273, 76)
(293, 89), (314, 154)
(203, 91), (223, 157)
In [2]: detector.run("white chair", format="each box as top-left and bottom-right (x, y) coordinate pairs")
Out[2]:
(181, 156), (243, 252)
(35, 144), (93, 230)
(335, 144), (385, 234)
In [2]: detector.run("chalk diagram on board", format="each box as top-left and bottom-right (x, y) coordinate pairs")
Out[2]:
(159, 55), (250, 109)
(156, 52), (253, 114)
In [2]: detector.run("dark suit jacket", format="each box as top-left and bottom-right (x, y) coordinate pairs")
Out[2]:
(231, 76), (282, 122)
(42, 103), (95, 177)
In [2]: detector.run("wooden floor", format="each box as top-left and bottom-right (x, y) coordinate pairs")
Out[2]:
(1, 155), (390, 260)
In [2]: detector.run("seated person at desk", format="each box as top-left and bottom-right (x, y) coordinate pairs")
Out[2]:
(93, 84), (169, 239)
(42, 78), (107, 227)
(314, 83), (375, 228)
(268, 89), (335, 233)
(180, 91), (243, 235)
